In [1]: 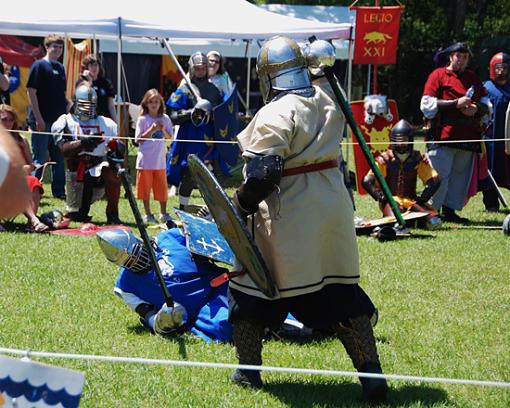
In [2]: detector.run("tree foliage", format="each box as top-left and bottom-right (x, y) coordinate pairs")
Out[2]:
(254, 0), (510, 122)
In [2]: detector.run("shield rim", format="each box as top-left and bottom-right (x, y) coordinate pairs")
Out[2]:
(188, 154), (279, 298)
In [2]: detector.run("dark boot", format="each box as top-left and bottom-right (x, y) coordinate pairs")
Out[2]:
(335, 315), (388, 405)
(231, 319), (264, 389)
(441, 206), (470, 224)
(106, 211), (123, 225)
(482, 189), (500, 212)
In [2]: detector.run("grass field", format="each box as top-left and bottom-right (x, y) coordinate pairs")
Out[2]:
(1, 158), (509, 407)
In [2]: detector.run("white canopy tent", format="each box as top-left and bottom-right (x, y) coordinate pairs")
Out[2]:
(0, 0), (353, 113)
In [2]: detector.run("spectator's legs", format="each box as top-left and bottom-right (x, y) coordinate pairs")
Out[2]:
(31, 131), (49, 180)
(444, 149), (473, 210)
(427, 146), (455, 210)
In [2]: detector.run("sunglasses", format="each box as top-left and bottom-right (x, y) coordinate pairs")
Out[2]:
(0, 116), (15, 123)
(208, 60), (220, 64)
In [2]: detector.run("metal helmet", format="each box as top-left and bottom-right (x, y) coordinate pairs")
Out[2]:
(40, 210), (70, 230)
(304, 40), (336, 77)
(256, 36), (312, 103)
(96, 229), (151, 273)
(74, 83), (97, 121)
(390, 119), (414, 155)
(489, 52), (510, 81)
(188, 52), (208, 78)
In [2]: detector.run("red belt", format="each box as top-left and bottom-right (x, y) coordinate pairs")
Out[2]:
(282, 160), (338, 177)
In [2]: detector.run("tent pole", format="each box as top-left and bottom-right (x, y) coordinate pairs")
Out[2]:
(245, 40), (252, 114)
(346, 23), (354, 167)
(116, 17), (122, 129)
(160, 38), (200, 101)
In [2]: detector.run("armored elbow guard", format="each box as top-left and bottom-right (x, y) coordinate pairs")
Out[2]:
(235, 155), (283, 217)
(418, 176), (440, 204)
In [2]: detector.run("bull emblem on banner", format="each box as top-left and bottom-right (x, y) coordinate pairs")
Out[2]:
(364, 32), (392, 44)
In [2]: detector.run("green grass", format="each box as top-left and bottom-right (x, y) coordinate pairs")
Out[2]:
(1, 159), (509, 407)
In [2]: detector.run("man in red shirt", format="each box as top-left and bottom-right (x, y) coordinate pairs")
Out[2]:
(420, 42), (488, 223)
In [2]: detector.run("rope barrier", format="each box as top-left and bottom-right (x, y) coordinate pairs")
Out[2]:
(7, 128), (510, 147)
(0, 347), (509, 388)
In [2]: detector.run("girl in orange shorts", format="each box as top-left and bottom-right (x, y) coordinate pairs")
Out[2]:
(135, 89), (173, 224)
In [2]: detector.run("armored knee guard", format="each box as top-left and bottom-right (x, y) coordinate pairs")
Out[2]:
(231, 318), (264, 388)
(335, 315), (388, 404)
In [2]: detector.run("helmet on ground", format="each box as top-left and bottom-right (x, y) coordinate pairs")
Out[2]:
(40, 210), (70, 230)
(256, 36), (312, 103)
(304, 40), (336, 77)
(489, 52), (510, 81)
(96, 229), (151, 273)
(188, 52), (208, 78)
(390, 119), (414, 156)
(74, 83), (97, 121)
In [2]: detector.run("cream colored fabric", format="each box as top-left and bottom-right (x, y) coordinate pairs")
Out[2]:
(231, 87), (359, 300)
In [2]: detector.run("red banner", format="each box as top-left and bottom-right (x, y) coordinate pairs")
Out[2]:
(353, 6), (403, 65)
(349, 99), (399, 194)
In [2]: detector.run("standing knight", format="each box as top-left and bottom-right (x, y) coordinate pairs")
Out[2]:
(166, 52), (226, 210)
(228, 36), (387, 404)
(483, 52), (510, 211)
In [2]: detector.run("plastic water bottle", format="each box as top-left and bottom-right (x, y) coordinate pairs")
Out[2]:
(465, 85), (474, 98)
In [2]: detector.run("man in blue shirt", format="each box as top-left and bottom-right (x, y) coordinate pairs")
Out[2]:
(27, 34), (71, 199)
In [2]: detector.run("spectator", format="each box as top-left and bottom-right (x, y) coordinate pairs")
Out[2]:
(0, 56), (10, 104)
(420, 42), (489, 223)
(135, 89), (173, 224)
(27, 34), (71, 199)
(0, 104), (47, 231)
(166, 51), (224, 210)
(76, 54), (116, 120)
(0, 124), (30, 219)
(482, 52), (510, 212)
(207, 50), (233, 100)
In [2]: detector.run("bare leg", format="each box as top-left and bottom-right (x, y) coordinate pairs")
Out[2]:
(159, 201), (167, 215)
(24, 189), (48, 232)
(143, 200), (152, 216)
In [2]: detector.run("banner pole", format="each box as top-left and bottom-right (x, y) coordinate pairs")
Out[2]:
(324, 67), (406, 228)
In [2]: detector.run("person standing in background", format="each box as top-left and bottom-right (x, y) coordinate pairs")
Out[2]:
(482, 52), (510, 212)
(77, 54), (116, 121)
(27, 34), (71, 199)
(135, 89), (173, 224)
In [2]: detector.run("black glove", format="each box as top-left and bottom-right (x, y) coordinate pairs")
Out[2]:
(81, 135), (102, 150)
(232, 190), (258, 222)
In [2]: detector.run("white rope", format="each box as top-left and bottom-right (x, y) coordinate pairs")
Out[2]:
(0, 347), (509, 388)
(8, 128), (510, 147)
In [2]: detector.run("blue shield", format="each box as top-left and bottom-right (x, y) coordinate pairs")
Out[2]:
(213, 84), (240, 166)
(175, 209), (236, 266)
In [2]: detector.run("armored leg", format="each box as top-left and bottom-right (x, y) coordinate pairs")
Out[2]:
(231, 318), (264, 388)
(103, 166), (122, 224)
(77, 172), (96, 222)
(335, 315), (388, 404)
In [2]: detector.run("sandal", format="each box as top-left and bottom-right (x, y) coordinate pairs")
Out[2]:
(27, 219), (50, 233)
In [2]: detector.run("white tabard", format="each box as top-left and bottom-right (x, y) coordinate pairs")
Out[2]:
(231, 87), (360, 300)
